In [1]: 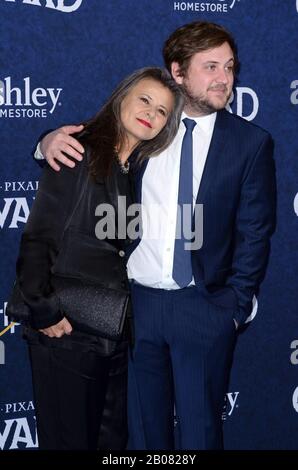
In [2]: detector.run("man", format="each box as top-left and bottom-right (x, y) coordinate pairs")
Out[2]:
(35, 22), (276, 449)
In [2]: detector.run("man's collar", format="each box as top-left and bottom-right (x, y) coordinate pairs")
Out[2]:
(181, 111), (217, 134)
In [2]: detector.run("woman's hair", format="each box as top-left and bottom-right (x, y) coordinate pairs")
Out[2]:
(78, 67), (184, 178)
(163, 21), (239, 78)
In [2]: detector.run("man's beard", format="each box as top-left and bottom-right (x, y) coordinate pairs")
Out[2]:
(181, 82), (231, 115)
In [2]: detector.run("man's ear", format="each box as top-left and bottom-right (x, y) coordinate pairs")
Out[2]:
(171, 62), (184, 85)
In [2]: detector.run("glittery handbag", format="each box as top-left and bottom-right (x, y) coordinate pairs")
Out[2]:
(51, 276), (130, 340)
(6, 276), (130, 340)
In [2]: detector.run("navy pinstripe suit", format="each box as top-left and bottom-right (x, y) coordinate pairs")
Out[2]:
(127, 109), (276, 449)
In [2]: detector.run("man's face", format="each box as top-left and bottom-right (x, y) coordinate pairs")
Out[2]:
(171, 42), (235, 116)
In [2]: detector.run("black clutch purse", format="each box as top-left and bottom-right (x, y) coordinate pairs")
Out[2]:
(6, 277), (130, 341)
(52, 276), (129, 340)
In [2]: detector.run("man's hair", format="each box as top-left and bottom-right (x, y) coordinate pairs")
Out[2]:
(78, 67), (184, 177)
(163, 21), (239, 77)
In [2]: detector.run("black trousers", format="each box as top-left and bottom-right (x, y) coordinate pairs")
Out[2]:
(28, 338), (128, 450)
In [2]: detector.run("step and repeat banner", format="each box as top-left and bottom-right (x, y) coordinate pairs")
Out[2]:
(0, 0), (297, 450)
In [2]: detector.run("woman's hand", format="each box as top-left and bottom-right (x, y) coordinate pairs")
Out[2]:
(39, 317), (73, 338)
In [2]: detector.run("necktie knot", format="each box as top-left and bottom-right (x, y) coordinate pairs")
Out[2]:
(183, 118), (197, 132)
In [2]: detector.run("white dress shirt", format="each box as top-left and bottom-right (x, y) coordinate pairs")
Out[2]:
(127, 111), (217, 289)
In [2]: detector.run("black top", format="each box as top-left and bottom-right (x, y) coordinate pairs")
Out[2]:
(18, 150), (135, 356)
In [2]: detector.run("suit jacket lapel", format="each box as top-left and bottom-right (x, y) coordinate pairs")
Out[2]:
(104, 168), (119, 211)
(196, 109), (229, 205)
(104, 156), (148, 246)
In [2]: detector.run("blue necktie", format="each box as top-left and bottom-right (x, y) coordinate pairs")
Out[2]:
(172, 118), (197, 288)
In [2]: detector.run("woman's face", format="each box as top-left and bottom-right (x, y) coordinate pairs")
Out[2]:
(120, 78), (174, 149)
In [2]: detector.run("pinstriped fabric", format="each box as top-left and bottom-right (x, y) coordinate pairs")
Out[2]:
(128, 283), (236, 450)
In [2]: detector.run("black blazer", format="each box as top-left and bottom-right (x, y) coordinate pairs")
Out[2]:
(17, 150), (134, 335)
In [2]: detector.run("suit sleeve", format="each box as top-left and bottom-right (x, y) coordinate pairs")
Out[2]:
(226, 133), (276, 326)
(16, 161), (83, 329)
(32, 129), (54, 168)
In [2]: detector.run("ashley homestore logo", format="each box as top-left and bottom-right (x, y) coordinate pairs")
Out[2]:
(173, 0), (241, 13)
(0, 77), (62, 119)
(2, 0), (83, 13)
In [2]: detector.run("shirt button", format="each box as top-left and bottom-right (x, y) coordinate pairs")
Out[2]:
(119, 250), (125, 257)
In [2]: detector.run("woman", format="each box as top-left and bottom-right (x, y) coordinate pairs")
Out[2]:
(15, 67), (184, 450)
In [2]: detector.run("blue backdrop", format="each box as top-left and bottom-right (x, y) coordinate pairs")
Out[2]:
(1, 0), (297, 450)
